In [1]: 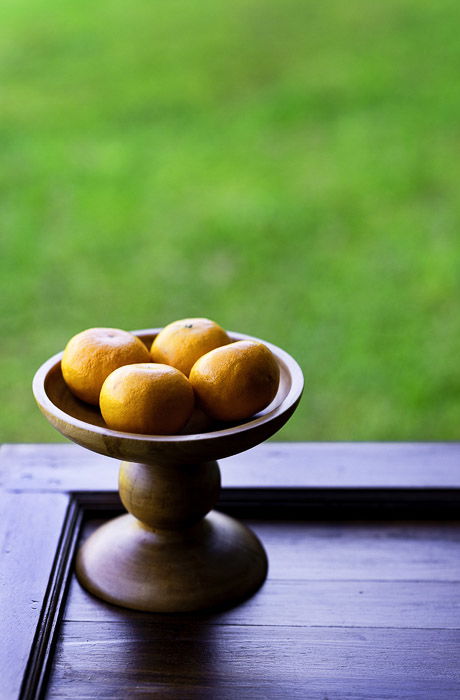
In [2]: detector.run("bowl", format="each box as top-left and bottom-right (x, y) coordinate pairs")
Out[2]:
(33, 329), (304, 464)
(33, 329), (303, 612)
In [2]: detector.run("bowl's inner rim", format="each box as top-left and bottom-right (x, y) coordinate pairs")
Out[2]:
(37, 329), (304, 442)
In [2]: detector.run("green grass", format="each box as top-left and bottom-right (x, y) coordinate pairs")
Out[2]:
(1, 0), (460, 442)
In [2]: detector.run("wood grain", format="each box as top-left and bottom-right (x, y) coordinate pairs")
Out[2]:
(65, 518), (460, 629)
(46, 623), (460, 699)
(3, 443), (460, 699)
(4, 442), (460, 493)
(66, 575), (460, 629)
(46, 514), (460, 699)
(76, 519), (460, 583)
(0, 492), (69, 699)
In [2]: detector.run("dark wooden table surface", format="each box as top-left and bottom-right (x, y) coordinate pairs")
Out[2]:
(1, 442), (460, 699)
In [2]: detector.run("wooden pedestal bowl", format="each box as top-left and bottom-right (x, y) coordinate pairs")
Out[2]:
(33, 329), (303, 612)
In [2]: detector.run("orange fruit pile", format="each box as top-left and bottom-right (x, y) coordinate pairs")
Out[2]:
(60, 318), (280, 435)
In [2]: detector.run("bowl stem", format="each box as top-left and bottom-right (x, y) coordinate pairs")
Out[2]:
(76, 458), (268, 612)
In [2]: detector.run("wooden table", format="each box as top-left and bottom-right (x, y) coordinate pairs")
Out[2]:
(1, 442), (460, 699)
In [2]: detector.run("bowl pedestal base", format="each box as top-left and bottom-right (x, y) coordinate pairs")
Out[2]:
(75, 459), (268, 612)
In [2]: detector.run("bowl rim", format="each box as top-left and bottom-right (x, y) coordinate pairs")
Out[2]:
(32, 328), (304, 444)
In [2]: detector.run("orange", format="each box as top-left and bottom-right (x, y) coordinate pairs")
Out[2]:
(189, 340), (280, 422)
(61, 327), (151, 405)
(150, 317), (230, 376)
(99, 363), (194, 434)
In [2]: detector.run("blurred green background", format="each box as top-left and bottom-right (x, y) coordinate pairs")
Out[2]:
(1, 0), (459, 443)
